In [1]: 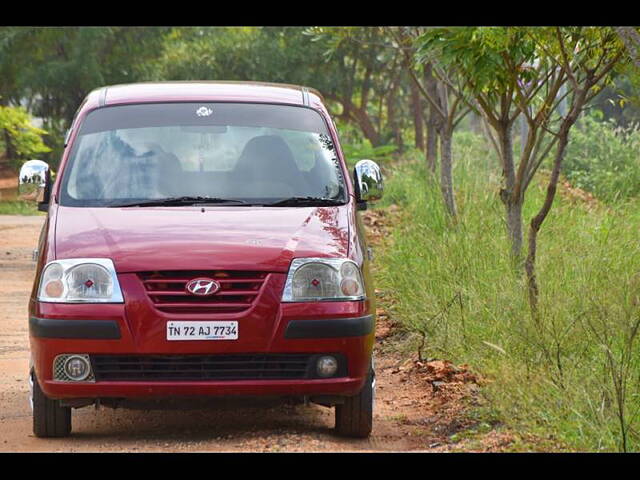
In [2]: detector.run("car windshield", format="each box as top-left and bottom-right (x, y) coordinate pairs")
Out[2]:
(59, 102), (347, 207)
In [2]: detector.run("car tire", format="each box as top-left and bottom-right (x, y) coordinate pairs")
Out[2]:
(335, 367), (374, 438)
(31, 369), (71, 438)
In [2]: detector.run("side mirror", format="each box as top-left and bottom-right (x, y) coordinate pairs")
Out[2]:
(18, 160), (51, 212)
(353, 159), (383, 211)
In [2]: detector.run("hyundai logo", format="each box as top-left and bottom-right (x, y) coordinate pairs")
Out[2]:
(185, 278), (220, 296)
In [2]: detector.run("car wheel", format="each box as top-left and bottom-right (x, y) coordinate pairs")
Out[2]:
(31, 369), (71, 438)
(334, 367), (374, 438)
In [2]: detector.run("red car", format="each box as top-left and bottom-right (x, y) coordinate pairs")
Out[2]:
(20, 82), (384, 439)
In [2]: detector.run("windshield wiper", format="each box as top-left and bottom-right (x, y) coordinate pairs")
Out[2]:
(264, 196), (345, 207)
(109, 196), (250, 207)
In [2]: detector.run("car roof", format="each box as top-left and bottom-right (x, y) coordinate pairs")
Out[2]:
(83, 81), (325, 110)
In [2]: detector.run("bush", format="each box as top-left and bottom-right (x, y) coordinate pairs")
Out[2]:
(563, 113), (640, 202)
(0, 105), (51, 166)
(0, 200), (42, 215)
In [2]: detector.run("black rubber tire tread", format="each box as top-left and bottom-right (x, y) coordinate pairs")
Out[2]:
(335, 369), (373, 438)
(32, 371), (71, 438)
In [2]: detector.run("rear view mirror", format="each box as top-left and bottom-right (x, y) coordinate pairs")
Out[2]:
(19, 159), (51, 212)
(353, 159), (383, 210)
(180, 125), (228, 134)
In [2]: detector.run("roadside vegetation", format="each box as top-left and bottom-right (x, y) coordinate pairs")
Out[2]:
(0, 200), (41, 215)
(373, 127), (640, 452)
(563, 113), (640, 202)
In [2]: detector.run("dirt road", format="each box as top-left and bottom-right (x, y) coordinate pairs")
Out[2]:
(0, 213), (485, 452)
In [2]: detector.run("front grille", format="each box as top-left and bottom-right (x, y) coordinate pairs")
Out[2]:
(138, 270), (268, 314)
(91, 354), (317, 381)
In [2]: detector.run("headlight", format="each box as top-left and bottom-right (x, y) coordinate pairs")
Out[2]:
(38, 258), (124, 303)
(282, 258), (365, 302)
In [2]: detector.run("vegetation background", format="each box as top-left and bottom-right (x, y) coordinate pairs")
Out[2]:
(2, 26), (640, 451)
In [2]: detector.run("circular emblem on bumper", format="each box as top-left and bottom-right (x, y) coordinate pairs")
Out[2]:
(185, 278), (221, 296)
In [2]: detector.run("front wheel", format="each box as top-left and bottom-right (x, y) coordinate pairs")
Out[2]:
(31, 369), (72, 438)
(334, 368), (374, 438)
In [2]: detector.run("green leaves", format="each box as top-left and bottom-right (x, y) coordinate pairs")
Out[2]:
(418, 29), (500, 125)
(0, 26), (170, 161)
(417, 27), (538, 99)
(0, 105), (50, 165)
(1, 27), (169, 120)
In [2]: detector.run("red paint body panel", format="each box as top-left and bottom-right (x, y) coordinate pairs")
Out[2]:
(105, 82), (308, 108)
(29, 82), (375, 402)
(54, 205), (350, 272)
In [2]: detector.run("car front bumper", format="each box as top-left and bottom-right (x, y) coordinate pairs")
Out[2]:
(29, 301), (375, 400)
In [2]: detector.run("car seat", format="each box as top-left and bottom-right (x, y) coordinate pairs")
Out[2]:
(233, 135), (307, 198)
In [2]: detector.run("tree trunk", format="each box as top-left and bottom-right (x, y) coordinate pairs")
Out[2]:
(439, 128), (457, 218)
(386, 72), (403, 152)
(497, 122), (523, 259)
(324, 93), (381, 147)
(0, 96), (17, 163)
(424, 63), (440, 175)
(525, 87), (588, 313)
(409, 78), (424, 151)
(350, 105), (382, 147)
(525, 132), (569, 314)
(506, 200), (523, 259)
(3, 129), (17, 163)
(426, 119), (438, 175)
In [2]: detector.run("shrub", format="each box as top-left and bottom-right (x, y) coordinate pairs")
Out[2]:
(0, 105), (51, 166)
(562, 113), (640, 202)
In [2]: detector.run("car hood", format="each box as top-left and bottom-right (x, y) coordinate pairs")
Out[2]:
(54, 205), (351, 273)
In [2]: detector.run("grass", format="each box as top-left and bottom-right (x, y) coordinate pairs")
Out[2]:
(0, 200), (43, 215)
(373, 131), (640, 452)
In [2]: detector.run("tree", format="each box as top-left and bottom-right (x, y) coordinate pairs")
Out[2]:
(395, 27), (472, 219)
(304, 27), (409, 149)
(418, 28), (543, 255)
(159, 27), (413, 153)
(0, 27), (169, 163)
(418, 27), (626, 311)
(523, 27), (626, 311)
(0, 27), (41, 160)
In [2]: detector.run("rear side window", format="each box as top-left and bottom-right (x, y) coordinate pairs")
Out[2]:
(59, 103), (346, 207)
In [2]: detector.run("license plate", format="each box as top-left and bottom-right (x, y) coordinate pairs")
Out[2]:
(166, 321), (238, 341)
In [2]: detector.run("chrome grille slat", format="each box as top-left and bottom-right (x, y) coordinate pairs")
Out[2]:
(148, 290), (259, 296)
(143, 278), (265, 284)
(151, 302), (253, 308)
(138, 270), (268, 314)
